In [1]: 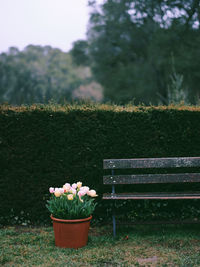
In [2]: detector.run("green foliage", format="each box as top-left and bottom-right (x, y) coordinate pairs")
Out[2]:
(72, 0), (200, 104)
(167, 72), (187, 104)
(71, 40), (90, 66)
(46, 194), (96, 220)
(1, 103), (200, 225)
(0, 45), (99, 105)
(167, 55), (188, 104)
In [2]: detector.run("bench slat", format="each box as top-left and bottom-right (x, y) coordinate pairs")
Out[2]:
(103, 192), (200, 200)
(103, 173), (200, 184)
(104, 157), (200, 169)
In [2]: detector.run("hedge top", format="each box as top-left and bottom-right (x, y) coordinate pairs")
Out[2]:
(1, 102), (200, 114)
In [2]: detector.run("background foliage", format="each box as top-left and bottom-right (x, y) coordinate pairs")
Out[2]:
(72, 0), (200, 104)
(1, 1), (200, 106)
(0, 45), (102, 105)
(1, 103), (200, 225)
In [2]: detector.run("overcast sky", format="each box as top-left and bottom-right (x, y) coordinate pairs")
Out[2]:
(0, 0), (101, 53)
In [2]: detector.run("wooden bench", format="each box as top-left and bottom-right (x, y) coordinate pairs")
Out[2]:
(103, 157), (200, 237)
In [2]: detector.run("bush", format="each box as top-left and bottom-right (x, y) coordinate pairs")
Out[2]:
(1, 103), (200, 225)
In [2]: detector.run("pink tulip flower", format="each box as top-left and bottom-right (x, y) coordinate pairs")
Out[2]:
(49, 187), (54, 193)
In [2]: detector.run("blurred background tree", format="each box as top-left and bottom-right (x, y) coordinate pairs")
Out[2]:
(1, 0), (200, 106)
(72, 0), (200, 105)
(0, 45), (102, 105)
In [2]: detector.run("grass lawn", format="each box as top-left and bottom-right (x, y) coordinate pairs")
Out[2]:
(1, 223), (200, 266)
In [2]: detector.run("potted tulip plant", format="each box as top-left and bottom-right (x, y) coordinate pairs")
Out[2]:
(46, 181), (98, 248)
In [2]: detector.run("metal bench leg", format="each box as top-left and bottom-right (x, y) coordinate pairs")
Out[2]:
(111, 171), (116, 238)
(113, 213), (116, 238)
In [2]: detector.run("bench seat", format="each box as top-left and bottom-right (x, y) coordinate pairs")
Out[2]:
(103, 192), (200, 200)
(103, 157), (200, 237)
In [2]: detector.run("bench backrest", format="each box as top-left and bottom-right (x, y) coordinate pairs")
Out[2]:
(103, 157), (200, 185)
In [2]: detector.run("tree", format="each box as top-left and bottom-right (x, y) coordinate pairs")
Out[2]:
(0, 45), (98, 105)
(72, 0), (200, 104)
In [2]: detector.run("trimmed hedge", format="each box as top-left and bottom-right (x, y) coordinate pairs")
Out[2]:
(1, 103), (200, 225)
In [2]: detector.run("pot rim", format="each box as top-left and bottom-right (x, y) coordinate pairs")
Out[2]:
(51, 214), (92, 223)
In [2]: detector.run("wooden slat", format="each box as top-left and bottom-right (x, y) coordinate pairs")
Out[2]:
(103, 192), (200, 200)
(115, 219), (200, 225)
(103, 157), (200, 169)
(103, 173), (200, 184)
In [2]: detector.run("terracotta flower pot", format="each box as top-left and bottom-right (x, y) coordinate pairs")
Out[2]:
(51, 215), (92, 248)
